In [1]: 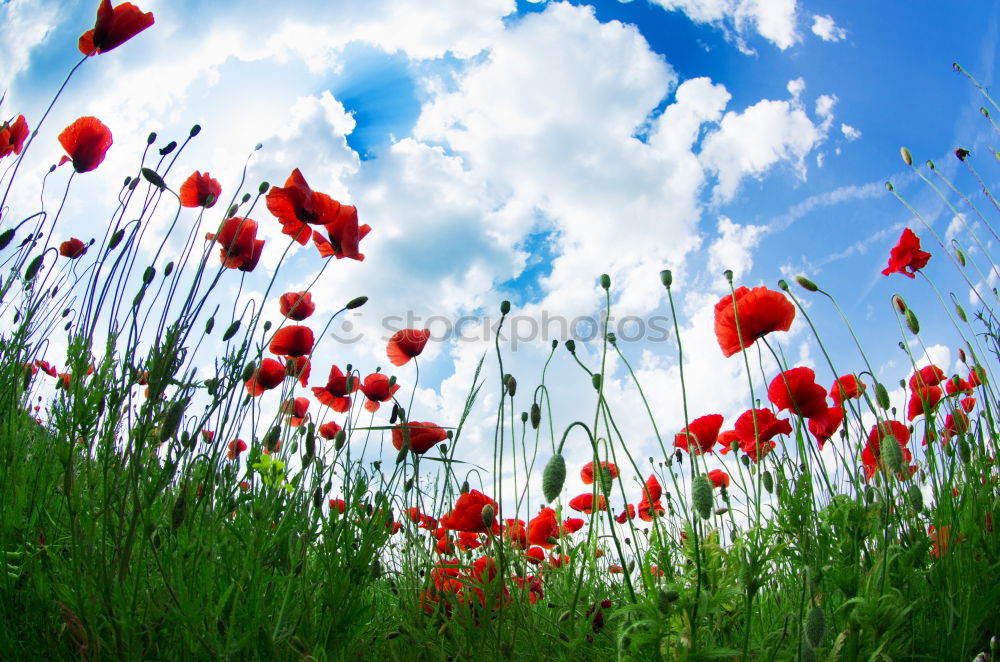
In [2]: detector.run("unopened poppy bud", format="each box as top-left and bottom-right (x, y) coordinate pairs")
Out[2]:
(599, 466), (613, 495)
(762, 471), (774, 494)
(900, 146), (913, 166)
(565, 339), (576, 353)
(241, 193), (251, 204)
(692, 474), (713, 520)
(388, 375), (396, 388)
(592, 374), (602, 390)
(956, 148), (970, 161)
(254, 143), (263, 151)
(657, 589), (679, 613)
(804, 606), (826, 649)
(24, 255), (43, 281)
(164, 262), (174, 277)
(189, 124), (201, 137)
(777, 279), (789, 291)
(530, 403), (541, 429)
(160, 400), (186, 442)
(0, 229), (14, 251)
(660, 269), (672, 288)
(460, 480), (470, 493)
(500, 300), (511, 315)
(885, 181), (894, 192)
(505, 374), (516, 397)
(907, 484), (923, 513)
(395, 445), (407, 465)
(958, 348), (967, 363)
(159, 141), (176, 156)
(141, 167), (166, 190)
(881, 436), (904, 475)
(171, 493), (188, 530)
(606, 332), (616, 344)
(258, 182), (269, 195)
(905, 309), (920, 335)
(147, 132), (157, 145)
(481, 504), (496, 530)
(520, 411), (528, 423)
(542, 453), (567, 502)
(956, 248), (966, 267)
(959, 439), (972, 464)
(874, 381), (890, 409)
(263, 426), (280, 453)
(334, 430), (346, 450)
(346, 296), (368, 310)
(304, 423), (316, 459)
(389, 403), (399, 424)
(795, 275), (818, 292)
(926, 159), (935, 169)
(956, 302), (968, 323)
(226, 204), (238, 219)
(723, 269), (733, 283)
(551, 339), (558, 349)
(222, 320), (240, 341)
(142, 266), (155, 284)
(403, 478), (413, 492)
(600, 274), (611, 290)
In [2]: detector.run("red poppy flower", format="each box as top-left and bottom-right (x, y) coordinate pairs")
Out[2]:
(733, 408), (792, 462)
(312, 364), (355, 412)
(387, 329), (431, 366)
(281, 397), (310, 427)
(638, 500), (665, 522)
(269, 325), (314, 357)
(615, 504), (636, 523)
(284, 356), (310, 387)
(0, 115), (29, 159)
(391, 421), (447, 454)
(329, 498), (346, 514)
(714, 286), (795, 358)
(35, 360), (58, 377)
(312, 204), (370, 261)
(525, 546), (545, 564)
(548, 552), (571, 568)
(265, 168), (345, 245)
(861, 440), (913, 482)
(768, 367), (828, 419)
(207, 216), (264, 272)
(78, 0), (154, 55)
(561, 517), (585, 534)
(581, 461), (619, 485)
(278, 291), (315, 321)
(639, 474), (662, 504)
(227, 438), (247, 460)
(245, 358), (285, 396)
(707, 469), (730, 488)
(318, 420), (342, 440)
(201, 429), (214, 444)
(359, 373), (399, 412)
(830, 374), (864, 406)
(867, 420), (911, 452)
(59, 238), (88, 259)
(527, 507), (560, 549)
(568, 493), (607, 514)
(907, 385), (942, 421)
(456, 531), (482, 552)
(58, 116), (112, 173)
(808, 406), (843, 450)
(881, 228), (931, 278)
(945, 375), (973, 396)
(504, 519), (527, 549)
(942, 410), (970, 441)
(909, 364), (946, 390)
(674, 413), (724, 454)
(717, 429), (741, 454)
(179, 171), (221, 208)
(961, 396), (976, 413)
(439, 490), (500, 534)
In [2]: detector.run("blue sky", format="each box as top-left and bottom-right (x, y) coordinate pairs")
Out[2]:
(3, 0), (999, 506)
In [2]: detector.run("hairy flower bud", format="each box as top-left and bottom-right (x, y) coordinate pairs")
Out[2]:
(542, 453), (567, 503)
(900, 146), (913, 166)
(692, 474), (713, 520)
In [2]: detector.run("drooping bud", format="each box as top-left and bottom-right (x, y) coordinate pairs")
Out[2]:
(795, 275), (818, 292)
(481, 504), (496, 530)
(762, 471), (774, 494)
(905, 309), (920, 335)
(591, 374), (602, 391)
(530, 403), (541, 429)
(956, 248), (966, 267)
(222, 320), (241, 342)
(141, 167), (167, 190)
(460, 480), (470, 493)
(159, 141), (177, 156)
(346, 296), (368, 310)
(24, 255), (43, 281)
(956, 302), (968, 323)
(334, 430), (346, 450)
(955, 148), (970, 161)
(542, 453), (567, 503)
(505, 374), (517, 397)
(692, 474), (713, 520)
(565, 339), (576, 353)
(900, 146), (913, 166)
(875, 382), (890, 409)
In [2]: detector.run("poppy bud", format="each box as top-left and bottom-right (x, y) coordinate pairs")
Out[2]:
(164, 262), (174, 277)
(900, 147), (913, 166)
(907, 484), (923, 513)
(189, 124), (201, 137)
(958, 348), (967, 363)
(905, 309), (920, 335)
(956, 303), (968, 323)
(875, 382), (890, 409)
(395, 445), (407, 465)
(346, 296), (368, 310)
(226, 204), (239, 219)
(505, 374), (516, 397)
(956, 248), (966, 267)
(530, 403), (541, 429)
(159, 141), (177, 156)
(724, 269), (733, 283)
(204, 316), (215, 335)
(606, 332), (616, 344)
(171, 493), (188, 530)
(262, 321), (271, 331)
(389, 403), (399, 424)
(777, 279), (789, 291)
(692, 474), (712, 520)
(599, 466), (613, 495)
(881, 436), (904, 475)
(141, 167), (166, 190)
(334, 430), (346, 450)
(927, 159), (935, 170)
(795, 275), (818, 292)
(600, 274), (611, 290)
(762, 471), (774, 494)
(24, 255), (43, 281)
(500, 300), (511, 315)
(955, 148), (970, 161)
(592, 374), (602, 390)
(241, 193), (251, 204)
(885, 181), (894, 192)
(404, 478), (413, 492)
(804, 606), (826, 649)
(551, 340), (558, 349)
(959, 439), (972, 464)
(481, 504), (496, 530)
(565, 339), (576, 353)
(258, 182), (269, 195)
(459, 480), (470, 494)
(304, 423), (316, 459)
(542, 453), (566, 503)
(660, 269), (672, 288)
(142, 266), (155, 284)
(263, 426), (280, 453)
(657, 589), (679, 613)
(160, 400), (186, 442)
(222, 320), (240, 341)
(520, 411), (528, 423)
(0, 229), (14, 251)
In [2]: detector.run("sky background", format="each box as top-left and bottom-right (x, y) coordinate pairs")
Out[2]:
(3, 0), (1000, 512)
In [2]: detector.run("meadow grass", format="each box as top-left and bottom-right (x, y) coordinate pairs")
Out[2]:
(0, 6), (998, 661)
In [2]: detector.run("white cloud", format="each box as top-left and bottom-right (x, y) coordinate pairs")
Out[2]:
(811, 14), (847, 42)
(708, 216), (767, 279)
(841, 123), (861, 141)
(647, 0), (800, 50)
(0, 0), (60, 83)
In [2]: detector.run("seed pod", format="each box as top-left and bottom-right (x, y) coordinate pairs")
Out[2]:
(24, 255), (43, 281)
(795, 276), (818, 292)
(599, 274), (611, 290)
(907, 484), (923, 513)
(542, 453), (566, 503)
(141, 167), (167, 190)
(724, 269), (733, 283)
(881, 436), (904, 475)
(222, 320), (240, 341)
(875, 382), (890, 409)
(905, 309), (920, 335)
(804, 606), (826, 648)
(692, 474), (713, 520)
(762, 471), (774, 494)
(530, 403), (541, 429)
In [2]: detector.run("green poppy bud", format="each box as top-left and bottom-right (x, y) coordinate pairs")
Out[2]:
(542, 453), (567, 503)
(692, 474), (713, 520)
(900, 146), (913, 166)
(795, 275), (818, 292)
(660, 269), (672, 288)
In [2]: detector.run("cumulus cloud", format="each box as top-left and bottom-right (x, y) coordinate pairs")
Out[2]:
(811, 14), (847, 42)
(841, 123), (862, 141)
(646, 0), (800, 50)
